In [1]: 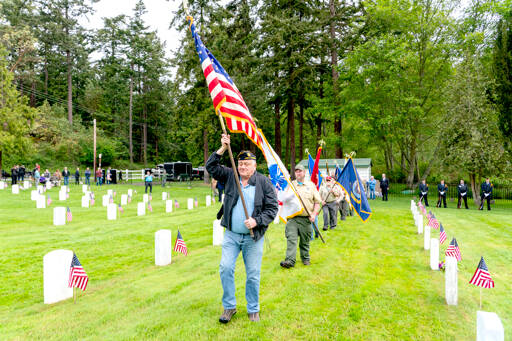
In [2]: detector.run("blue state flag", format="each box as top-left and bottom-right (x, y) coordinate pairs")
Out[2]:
(335, 158), (372, 222)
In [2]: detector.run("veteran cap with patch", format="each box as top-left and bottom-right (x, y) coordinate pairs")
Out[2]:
(237, 151), (256, 161)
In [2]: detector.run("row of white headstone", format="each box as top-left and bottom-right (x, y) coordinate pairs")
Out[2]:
(43, 220), (225, 304)
(410, 200), (504, 341)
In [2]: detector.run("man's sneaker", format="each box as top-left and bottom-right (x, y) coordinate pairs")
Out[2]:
(303, 260), (311, 266)
(280, 261), (294, 268)
(219, 308), (237, 324)
(322, 227), (328, 231)
(248, 312), (260, 322)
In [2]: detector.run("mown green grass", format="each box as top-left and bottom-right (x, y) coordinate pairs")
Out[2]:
(0, 183), (511, 340)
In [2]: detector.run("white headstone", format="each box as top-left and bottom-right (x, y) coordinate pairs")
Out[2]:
(213, 219), (224, 246)
(477, 311), (504, 341)
(36, 195), (46, 208)
(82, 185), (88, 193)
(430, 238), (439, 270)
(143, 194), (149, 203)
(165, 200), (173, 213)
(155, 229), (172, 266)
(12, 184), (19, 194)
(60, 185), (67, 193)
(424, 224), (430, 250)
(206, 195), (211, 207)
(107, 203), (117, 220)
(23, 180), (30, 189)
(128, 189), (133, 197)
(162, 192), (167, 201)
(53, 207), (66, 226)
(31, 190), (38, 201)
(59, 190), (67, 201)
(84, 191), (91, 198)
(81, 196), (89, 208)
(107, 189), (113, 197)
(102, 195), (109, 207)
(37, 185), (44, 193)
(43, 249), (74, 304)
(46, 182), (52, 190)
(0, 181), (4, 189)
(445, 256), (458, 305)
(417, 215), (423, 234)
(188, 198), (193, 210)
(137, 202), (145, 216)
(121, 194), (128, 206)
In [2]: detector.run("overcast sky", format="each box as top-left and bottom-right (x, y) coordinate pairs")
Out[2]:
(81, 0), (184, 61)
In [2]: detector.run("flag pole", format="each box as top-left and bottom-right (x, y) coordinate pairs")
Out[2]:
(216, 111), (254, 238)
(480, 287), (482, 309)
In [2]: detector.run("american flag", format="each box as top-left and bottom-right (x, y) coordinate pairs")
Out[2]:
(148, 202), (153, 212)
(149, 194), (152, 201)
(113, 191), (116, 197)
(47, 195), (52, 206)
(128, 195), (132, 203)
(445, 238), (462, 261)
(109, 195), (113, 204)
(66, 207), (72, 222)
(173, 229), (188, 256)
(68, 253), (88, 291)
(175, 200), (179, 209)
(188, 17), (262, 148)
(66, 192), (69, 199)
(90, 192), (95, 206)
(439, 224), (447, 244)
(428, 213), (440, 229)
(194, 197), (198, 208)
(469, 257), (495, 288)
(118, 203), (124, 213)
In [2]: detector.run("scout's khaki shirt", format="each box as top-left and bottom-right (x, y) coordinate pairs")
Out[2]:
(319, 182), (341, 203)
(293, 180), (322, 217)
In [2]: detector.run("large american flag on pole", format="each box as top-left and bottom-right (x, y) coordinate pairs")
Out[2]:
(68, 253), (89, 291)
(187, 16), (262, 148)
(469, 257), (495, 288)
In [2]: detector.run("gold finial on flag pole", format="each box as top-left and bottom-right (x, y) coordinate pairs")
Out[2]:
(344, 151), (356, 159)
(318, 139), (326, 148)
(304, 148), (309, 156)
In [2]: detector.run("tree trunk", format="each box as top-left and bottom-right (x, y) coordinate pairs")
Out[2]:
(274, 99), (281, 158)
(30, 81), (36, 107)
(288, 97), (296, 172)
(285, 108), (290, 168)
(143, 108), (147, 166)
(129, 63), (134, 164)
(469, 173), (481, 206)
(299, 101), (304, 160)
(334, 118), (342, 157)
(406, 138), (417, 187)
(0, 150), (2, 175)
(44, 57), (48, 96)
(316, 117), (322, 143)
(329, 0), (342, 158)
(67, 50), (72, 124)
(203, 128), (209, 184)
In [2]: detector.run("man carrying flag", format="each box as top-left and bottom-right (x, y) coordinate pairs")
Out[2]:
(280, 164), (322, 268)
(206, 135), (278, 323)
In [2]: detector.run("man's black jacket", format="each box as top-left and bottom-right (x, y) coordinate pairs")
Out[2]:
(206, 152), (278, 242)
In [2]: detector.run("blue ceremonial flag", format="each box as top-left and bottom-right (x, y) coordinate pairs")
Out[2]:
(335, 157), (372, 222)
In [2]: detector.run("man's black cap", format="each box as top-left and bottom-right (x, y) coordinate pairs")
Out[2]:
(238, 151), (256, 161)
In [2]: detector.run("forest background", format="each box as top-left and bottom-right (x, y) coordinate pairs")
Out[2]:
(0, 0), (511, 196)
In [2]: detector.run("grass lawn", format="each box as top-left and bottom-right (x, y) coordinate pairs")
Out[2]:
(0, 182), (511, 340)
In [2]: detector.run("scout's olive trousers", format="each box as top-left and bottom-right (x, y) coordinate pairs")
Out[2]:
(285, 216), (311, 265)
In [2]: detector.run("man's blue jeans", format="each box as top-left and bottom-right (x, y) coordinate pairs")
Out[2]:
(63, 177), (69, 185)
(370, 189), (375, 200)
(220, 229), (264, 313)
(85, 176), (90, 185)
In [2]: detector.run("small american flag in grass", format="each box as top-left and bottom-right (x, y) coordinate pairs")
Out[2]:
(428, 213), (440, 229)
(175, 200), (179, 209)
(469, 257), (495, 288)
(47, 195), (52, 206)
(90, 192), (95, 206)
(118, 204), (124, 213)
(109, 195), (113, 204)
(439, 224), (447, 244)
(68, 253), (88, 291)
(128, 195), (132, 203)
(445, 238), (461, 261)
(148, 202), (153, 212)
(194, 197), (198, 208)
(66, 207), (72, 222)
(173, 229), (188, 256)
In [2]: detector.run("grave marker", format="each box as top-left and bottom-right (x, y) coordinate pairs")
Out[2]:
(53, 207), (66, 226)
(445, 256), (458, 305)
(43, 250), (73, 304)
(155, 230), (172, 266)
